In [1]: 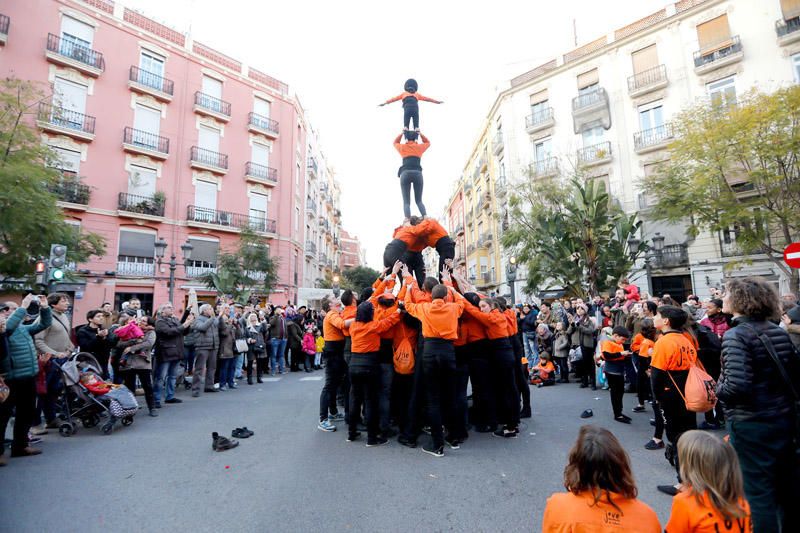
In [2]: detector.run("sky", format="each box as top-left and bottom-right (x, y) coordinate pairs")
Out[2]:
(127, 0), (674, 269)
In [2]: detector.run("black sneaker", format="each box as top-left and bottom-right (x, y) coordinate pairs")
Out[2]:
(421, 443), (444, 457)
(633, 405), (646, 413)
(493, 428), (518, 439)
(474, 424), (496, 433)
(366, 436), (388, 447)
(231, 428), (250, 439)
(241, 427), (254, 437)
(164, 398), (182, 404)
(421, 426), (432, 435)
(650, 418), (656, 427)
(212, 432), (239, 452)
(444, 437), (461, 450)
(657, 484), (680, 496)
(154, 402), (162, 409)
(346, 431), (361, 442)
(645, 439), (665, 450)
(397, 435), (417, 448)
(614, 415), (632, 424)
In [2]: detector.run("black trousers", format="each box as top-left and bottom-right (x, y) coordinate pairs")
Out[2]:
(510, 335), (530, 411)
(0, 377), (36, 455)
(246, 351), (267, 379)
(660, 388), (697, 481)
(607, 372), (625, 417)
(554, 356), (569, 382)
(400, 170), (426, 219)
(348, 357), (380, 440)
(579, 345), (596, 387)
(469, 353), (496, 428)
(403, 103), (419, 130)
(318, 342), (346, 421)
(122, 369), (154, 410)
(633, 354), (651, 405)
(491, 338), (520, 428)
(421, 338), (456, 449)
(392, 372), (413, 434)
(453, 346), (471, 441)
(434, 236), (455, 278)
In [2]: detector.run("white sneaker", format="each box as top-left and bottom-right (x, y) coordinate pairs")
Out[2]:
(30, 425), (49, 436)
(317, 419), (337, 432)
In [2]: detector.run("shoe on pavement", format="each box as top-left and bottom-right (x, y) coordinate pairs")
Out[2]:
(650, 418), (656, 427)
(241, 427), (254, 437)
(28, 435), (42, 445)
(165, 398), (182, 404)
(633, 405), (646, 413)
(11, 447), (42, 457)
(192, 391), (200, 398)
(30, 425), (49, 436)
(397, 435), (417, 448)
(212, 432), (239, 452)
(614, 415), (632, 424)
(421, 443), (444, 457)
(657, 484), (680, 496)
(317, 419), (337, 432)
(645, 439), (665, 450)
(366, 436), (389, 447)
(346, 431), (361, 442)
(580, 409), (594, 419)
(232, 428), (250, 439)
(154, 402), (162, 408)
(444, 437), (461, 450)
(204, 388), (219, 393)
(381, 428), (397, 439)
(328, 412), (345, 421)
(421, 426), (432, 435)
(230, 383), (238, 389)
(474, 424), (496, 433)
(493, 427), (518, 439)
(148, 409), (159, 417)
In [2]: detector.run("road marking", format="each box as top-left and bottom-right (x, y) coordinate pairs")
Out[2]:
(262, 377), (282, 382)
(300, 376), (323, 381)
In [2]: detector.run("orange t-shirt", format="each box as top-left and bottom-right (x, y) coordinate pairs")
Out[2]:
(638, 338), (655, 357)
(665, 490), (752, 533)
(600, 339), (625, 362)
(416, 218), (448, 249)
(631, 333), (644, 354)
(650, 331), (698, 371)
(404, 298), (464, 340)
(542, 491), (661, 532)
(462, 302), (509, 340)
(349, 313), (401, 354)
(341, 304), (357, 337)
(322, 311), (345, 342)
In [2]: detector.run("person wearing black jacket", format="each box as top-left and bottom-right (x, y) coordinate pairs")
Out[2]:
(77, 309), (113, 379)
(243, 312), (268, 384)
(154, 303), (193, 406)
(718, 277), (800, 533)
(287, 317), (304, 372)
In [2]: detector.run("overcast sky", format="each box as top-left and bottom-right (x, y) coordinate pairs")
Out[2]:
(127, 0), (673, 269)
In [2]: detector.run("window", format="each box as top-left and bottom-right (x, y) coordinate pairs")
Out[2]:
(194, 180), (217, 212)
(696, 14), (731, 51)
(61, 16), (94, 48)
(638, 100), (664, 131)
(252, 142), (270, 167)
(50, 146), (81, 175)
(707, 76), (736, 107)
(198, 125), (220, 152)
(139, 50), (165, 81)
(249, 192), (268, 226)
(534, 137), (552, 161)
(581, 126), (604, 147)
(128, 165), (157, 198)
(118, 229), (155, 264)
(54, 77), (87, 115)
(631, 44), (659, 74)
(295, 205), (300, 234)
(187, 238), (219, 270)
(530, 90), (550, 123)
(479, 256), (488, 275)
(133, 104), (160, 146)
(254, 97), (270, 118)
(202, 76), (223, 99)
(793, 54), (800, 83)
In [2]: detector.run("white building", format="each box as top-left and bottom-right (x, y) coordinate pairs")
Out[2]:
(480, 0), (800, 300)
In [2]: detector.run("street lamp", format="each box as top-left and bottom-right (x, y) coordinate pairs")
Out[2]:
(155, 238), (193, 305)
(332, 274), (341, 298)
(506, 256), (518, 306)
(627, 235), (654, 296)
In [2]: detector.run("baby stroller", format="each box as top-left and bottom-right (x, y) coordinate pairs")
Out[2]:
(56, 352), (138, 436)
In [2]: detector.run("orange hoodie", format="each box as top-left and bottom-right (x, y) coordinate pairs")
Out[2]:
(416, 218), (448, 248)
(341, 304), (357, 337)
(404, 296), (464, 341)
(350, 312), (402, 354)
(323, 310), (346, 342)
(462, 301), (510, 340)
(454, 313), (488, 347)
(393, 133), (430, 159)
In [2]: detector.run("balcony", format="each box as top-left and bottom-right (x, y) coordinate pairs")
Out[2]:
(190, 146), (228, 174)
(651, 244), (689, 269)
(493, 131), (504, 155)
(193, 91), (231, 122)
(45, 33), (104, 77)
(463, 181), (473, 194)
(245, 270), (268, 282)
(123, 127), (169, 160)
(455, 223), (464, 236)
(306, 199), (317, 217)
(244, 162), (277, 186)
(186, 264), (217, 278)
(186, 205), (276, 235)
(37, 102), (95, 142)
(633, 123), (674, 154)
(627, 64), (668, 97)
(777, 16), (800, 45)
(467, 243), (476, 255)
(305, 242), (316, 258)
(116, 257), (155, 277)
(480, 232), (494, 248)
(480, 271), (496, 285)
(481, 192), (492, 210)
(307, 157), (318, 178)
(571, 88), (610, 133)
(577, 141), (612, 167)
(478, 156), (488, 171)
(0, 14), (9, 45)
(48, 178), (90, 209)
(529, 156), (559, 179)
(693, 36), (743, 74)
(318, 252), (328, 265)
(525, 107), (555, 135)
(117, 192), (165, 220)
(495, 177), (507, 197)
(128, 66), (174, 102)
(248, 112), (279, 139)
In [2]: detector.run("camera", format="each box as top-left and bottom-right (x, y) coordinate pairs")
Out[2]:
(26, 300), (40, 316)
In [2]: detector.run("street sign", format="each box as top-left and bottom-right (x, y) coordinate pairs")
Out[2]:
(784, 242), (800, 269)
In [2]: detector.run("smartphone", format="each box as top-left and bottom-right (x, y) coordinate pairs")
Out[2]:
(26, 300), (40, 315)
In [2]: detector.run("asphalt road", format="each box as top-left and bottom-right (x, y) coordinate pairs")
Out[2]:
(1, 371), (680, 532)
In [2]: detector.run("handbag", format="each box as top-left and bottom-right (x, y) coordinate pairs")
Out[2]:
(0, 375), (9, 403)
(568, 346), (583, 364)
(235, 339), (249, 353)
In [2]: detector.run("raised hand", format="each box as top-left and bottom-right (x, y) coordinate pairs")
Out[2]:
(20, 293), (34, 308)
(392, 260), (403, 276)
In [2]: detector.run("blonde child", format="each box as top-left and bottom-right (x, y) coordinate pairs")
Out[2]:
(665, 430), (752, 532)
(314, 329), (325, 370)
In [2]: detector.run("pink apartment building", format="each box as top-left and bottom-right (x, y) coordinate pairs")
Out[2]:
(338, 230), (363, 271)
(0, 0), (310, 318)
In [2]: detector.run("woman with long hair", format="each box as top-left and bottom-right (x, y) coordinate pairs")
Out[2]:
(665, 430), (751, 532)
(542, 425), (661, 532)
(244, 312), (267, 384)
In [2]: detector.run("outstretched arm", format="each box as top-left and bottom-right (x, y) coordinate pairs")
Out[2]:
(415, 94), (443, 104)
(381, 94), (404, 106)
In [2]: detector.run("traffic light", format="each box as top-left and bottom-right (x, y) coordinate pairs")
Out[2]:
(34, 259), (48, 288)
(48, 244), (67, 283)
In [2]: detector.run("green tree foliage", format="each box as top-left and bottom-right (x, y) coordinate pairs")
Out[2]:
(342, 266), (380, 295)
(0, 78), (105, 280)
(198, 229), (278, 302)
(502, 175), (644, 298)
(642, 87), (800, 292)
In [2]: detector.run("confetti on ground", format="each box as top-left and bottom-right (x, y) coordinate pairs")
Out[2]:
(428, 474), (437, 478)
(225, 466), (230, 469)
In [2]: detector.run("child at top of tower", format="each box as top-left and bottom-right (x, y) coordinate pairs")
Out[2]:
(379, 78), (443, 131)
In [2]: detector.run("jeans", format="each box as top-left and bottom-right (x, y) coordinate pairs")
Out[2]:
(730, 417), (800, 533)
(0, 377), (36, 455)
(219, 358), (236, 387)
(319, 353), (347, 421)
(522, 332), (539, 366)
(349, 359), (380, 440)
(184, 345), (196, 374)
(269, 338), (287, 374)
(400, 170), (426, 219)
(403, 103), (419, 130)
(153, 360), (180, 402)
(378, 362), (394, 432)
(421, 339), (456, 449)
(234, 353), (245, 379)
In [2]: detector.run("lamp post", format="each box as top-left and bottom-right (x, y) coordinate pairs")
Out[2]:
(626, 235), (654, 296)
(506, 256), (517, 306)
(332, 275), (341, 298)
(154, 238), (193, 305)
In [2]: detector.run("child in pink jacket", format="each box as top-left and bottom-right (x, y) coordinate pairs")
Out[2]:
(301, 324), (316, 373)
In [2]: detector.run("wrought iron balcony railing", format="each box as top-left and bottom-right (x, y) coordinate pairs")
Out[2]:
(194, 91), (231, 117)
(48, 178), (90, 205)
(248, 112), (279, 136)
(627, 64), (667, 93)
(0, 14), (9, 36)
(526, 107), (554, 128)
(116, 257), (155, 277)
(47, 33), (104, 71)
(245, 162), (277, 183)
(124, 127), (169, 154)
(118, 192), (165, 217)
(186, 205), (276, 233)
(129, 66), (174, 95)
(633, 123), (673, 151)
(776, 16), (800, 37)
(572, 88), (608, 111)
(38, 102), (95, 135)
(190, 146), (228, 170)
(693, 36), (742, 68)
(577, 141), (612, 164)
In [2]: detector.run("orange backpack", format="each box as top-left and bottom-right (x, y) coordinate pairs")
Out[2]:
(669, 361), (717, 413)
(393, 337), (415, 375)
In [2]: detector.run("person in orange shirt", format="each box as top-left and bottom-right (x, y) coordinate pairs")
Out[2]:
(347, 300), (402, 446)
(458, 292), (496, 434)
(666, 430), (753, 533)
(600, 326), (633, 424)
(379, 78), (443, 131)
(393, 131), (430, 221)
(531, 354), (556, 387)
(541, 425), (661, 532)
(415, 217), (455, 281)
(637, 320), (666, 452)
(498, 297), (531, 419)
(372, 266), (405, 439)
(383, 218), (427, 285)
(402, 269), (464, 457)
(318, 296), (347, 432)
(650, 305), (698, 496)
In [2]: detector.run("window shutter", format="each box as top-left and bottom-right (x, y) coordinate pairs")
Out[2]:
(61, 16), (94, 46)
(577, 69), (599, 89)
(781, 0), (800, 19)
(529, 89), (548, 105)
(696, 15), (731, 51)
(188, 239), (219, 264)
(631, 44), (659, 74)
(119, 230), (155, 258)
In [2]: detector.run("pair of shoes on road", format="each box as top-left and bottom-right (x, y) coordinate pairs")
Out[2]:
(422, 443), (444, 457)
(444, 436), (461, 450)
(317, 419), (337, 432)
(165, 398), (182, 404)
(232, 427), (254, 439)
(645, 438), (665, 450)
(614, 414), (632, 424)
(397, 435), (417, 448)
(212, 432), (239, 452)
